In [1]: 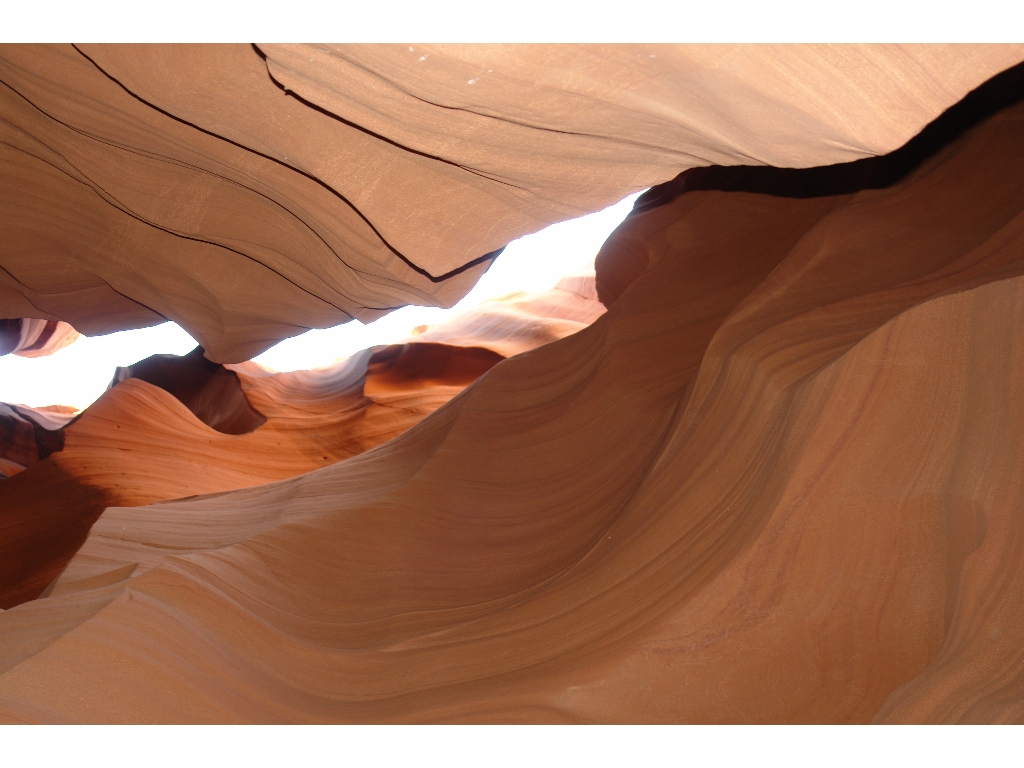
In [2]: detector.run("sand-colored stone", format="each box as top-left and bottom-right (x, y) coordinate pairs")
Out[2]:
(2, 72), (1024, 722)
(2, 44), (1020, 360)
(0, 319), (79, 358)
(0, 280), (602, 610)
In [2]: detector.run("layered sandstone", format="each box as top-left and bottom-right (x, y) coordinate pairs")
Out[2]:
(0, 280), (603, 610)
(1, 46), (1024, 724)
(0, 319), (79, 358)
(1, 45), (1021, 360)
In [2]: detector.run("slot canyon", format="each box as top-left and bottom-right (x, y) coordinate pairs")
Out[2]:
(3, 44), (1024, 723)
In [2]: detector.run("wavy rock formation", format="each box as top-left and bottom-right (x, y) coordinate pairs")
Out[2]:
(0, 319), (79, 357)
(0, 280), (603, 610)
(110, 347), (268, 435)
(2, 47), (1024, 725)
(1, 44), (1021, 360)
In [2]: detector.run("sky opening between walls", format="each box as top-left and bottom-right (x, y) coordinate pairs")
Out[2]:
(0, 193), (641, 412)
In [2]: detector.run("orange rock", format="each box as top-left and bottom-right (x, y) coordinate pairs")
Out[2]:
(2, 44), (1020, 360)
(0, 279), (603, 610)
(2, 47), (1024, 725)
(0, 319), (79, 358)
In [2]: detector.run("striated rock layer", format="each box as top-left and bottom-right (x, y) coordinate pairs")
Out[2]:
(0, 319), (79, 357)
(0, 280), (603, 610)
(109, 347), (269, 436)
(2, 63), (1024, 723)
(1, 44), (1022, 360)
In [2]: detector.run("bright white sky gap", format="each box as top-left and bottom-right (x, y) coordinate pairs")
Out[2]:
(0, 192), (641, 412)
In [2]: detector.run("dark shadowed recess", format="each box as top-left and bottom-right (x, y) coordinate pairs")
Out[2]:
(109, 346), (266, 435)
(632, 59), (1024, 214)
(0, 318), (20, 356)
(0, 404), (66, 480)
(0, 461), (113, 609)
(0, 318), (66, 357)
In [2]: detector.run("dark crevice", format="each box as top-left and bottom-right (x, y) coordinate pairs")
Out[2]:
(70, 44), (504, 283)
(632, 59), (1024, 214)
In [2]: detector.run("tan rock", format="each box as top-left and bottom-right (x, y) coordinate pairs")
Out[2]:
(2, 44), (1019, 360)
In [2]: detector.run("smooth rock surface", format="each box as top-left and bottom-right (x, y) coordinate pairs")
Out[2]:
(3, 72), (1024, 722)
(3, 45), (1024, 725)
(2, 44), (1021, 360)
(0, 280), (603, 610)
